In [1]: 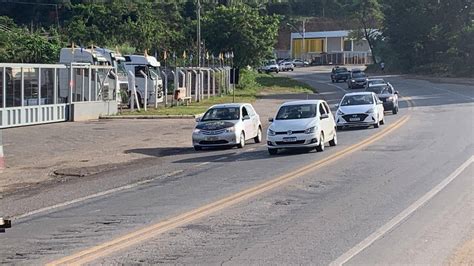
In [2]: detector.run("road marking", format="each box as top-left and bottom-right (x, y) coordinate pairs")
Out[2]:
(11, 170), (184, 221)
(196, 162), (210, 166)
(330, 155), (474, 266)
(47, 115), (411, 266)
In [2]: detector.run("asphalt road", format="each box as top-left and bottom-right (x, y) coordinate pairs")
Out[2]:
(0, 68), (472, 265)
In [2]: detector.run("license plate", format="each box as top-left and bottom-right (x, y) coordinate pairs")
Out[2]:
(206, 136), (218, 141)
(283, 137), (297, 142)
(349, 117), (361, 122)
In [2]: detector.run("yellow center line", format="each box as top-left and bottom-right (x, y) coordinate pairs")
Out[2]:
(48, 97), (416, 265)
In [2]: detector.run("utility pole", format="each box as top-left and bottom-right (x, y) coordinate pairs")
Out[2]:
(197, 0), (202, 68)
(302, 19), (306, 61)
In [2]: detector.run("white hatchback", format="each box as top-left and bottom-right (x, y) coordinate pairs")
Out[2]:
(335, 92), (385, 129)
(266, 100), (337, 155)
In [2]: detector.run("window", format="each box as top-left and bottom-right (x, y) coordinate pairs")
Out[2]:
(276, 104), (317, 120)
(201, 107), (240, 121)
(135, 66), (147, 77)
(245, 105), (255, 116)
(323, 102), (331, 114)
(319, 103), (327, 115)
(242, 106), (249, 118)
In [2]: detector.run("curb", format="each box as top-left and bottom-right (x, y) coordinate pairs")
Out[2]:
(99, 113), (204, 120)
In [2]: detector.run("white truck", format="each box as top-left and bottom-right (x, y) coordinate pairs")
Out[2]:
(123, 55), (164, 106)
(58, 47), (113, 102)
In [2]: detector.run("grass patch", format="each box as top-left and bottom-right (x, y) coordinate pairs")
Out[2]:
(120, 70), (314, 116)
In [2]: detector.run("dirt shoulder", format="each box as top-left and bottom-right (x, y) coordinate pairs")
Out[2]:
(0, 93), (311, 196)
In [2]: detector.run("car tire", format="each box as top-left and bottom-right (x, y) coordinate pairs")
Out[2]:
(254, 127), (262, 143)
(329, 131), (337, 146)
(315, 133), (325, 152)
(336, 126), (343, 131)
(237, 132), (245, 148)
(194, 145), (202, 151)
(380, 116), (385, 125)
(392, 106), (398, 114)
(268, 148), (278, 155)
(374, 119), (380, 128)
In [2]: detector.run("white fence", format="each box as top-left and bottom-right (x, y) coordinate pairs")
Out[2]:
(0, 63), (114, 128)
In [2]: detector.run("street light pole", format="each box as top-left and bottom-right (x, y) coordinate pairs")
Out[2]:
(302, 19), (306, 61)
(197, 0), (201, 68)
(288, 19), (307, 60)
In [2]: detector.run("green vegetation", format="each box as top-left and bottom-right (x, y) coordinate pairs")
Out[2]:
(121, 70), (314, 116)
(0, 0), (471, 76)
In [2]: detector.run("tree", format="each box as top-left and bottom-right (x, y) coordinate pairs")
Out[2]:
(202, 4), (280, 67)
(347, 0), (383, 64)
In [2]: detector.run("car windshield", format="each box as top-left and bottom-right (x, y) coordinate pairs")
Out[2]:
(341, 95), (374, 106)
(335, 68), (348, 73)
(201, 107), (240, 121)
(368, 80), (385, 86)
(276, 104), (317, 120)
(367, 86), (390, 94)
(352, 72), (366, 78)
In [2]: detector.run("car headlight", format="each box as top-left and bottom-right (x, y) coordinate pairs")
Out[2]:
(225, 127), (235, 133)
(305, 126), (316, 134)
(365, 108), (375, 114)
(193, 128), (201, 134)
(387, 96), (393, 101)
(351, 79), (355, 82)
(336, 109), (345, 115)
(268, 129), (276, 136)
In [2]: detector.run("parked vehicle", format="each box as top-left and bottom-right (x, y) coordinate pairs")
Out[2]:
(267, 100), (337, 155)
(366, 84), (400, 114)
(366, 78), (386, 88)
(331, 66), (350, 83)
(290, 59), (309, 67)
(123, 55), (164, 106)
(347, 70), (368, 89)
(335, 92), (385, 129)
(59, 47), (113, 102)
(258, 60), (280, 74)
(279, 62), (295, 72)
(193, 103), (262, 150)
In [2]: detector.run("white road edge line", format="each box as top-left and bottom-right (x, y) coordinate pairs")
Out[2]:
(196, 162), (210, 166)
(11, 170), (184, 221)
(330, 155), (474, 266)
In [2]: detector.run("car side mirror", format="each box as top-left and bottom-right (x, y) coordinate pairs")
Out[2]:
(243, 115), (250, 120)
(268, 118), (274, 123)
(395, 91), (399, 95)
(195, 117), (201, 122)
(320, 114), (329, 120)
(335, 103), (340, 108)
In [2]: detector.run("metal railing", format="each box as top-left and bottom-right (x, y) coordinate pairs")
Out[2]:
(0, 63), (113, 128)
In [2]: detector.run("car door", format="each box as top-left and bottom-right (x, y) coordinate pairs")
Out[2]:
(246, 104), (259, 138)
(318, 103), (331, 137)
(322, 102), (336, 138)
(374, 94), (384, 120)
(241, 106), (254, 139)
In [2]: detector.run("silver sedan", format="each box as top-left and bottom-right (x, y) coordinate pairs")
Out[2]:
(192, 103), (262, 150)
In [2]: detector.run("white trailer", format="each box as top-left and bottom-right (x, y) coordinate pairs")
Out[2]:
(123, 55), (164, 106)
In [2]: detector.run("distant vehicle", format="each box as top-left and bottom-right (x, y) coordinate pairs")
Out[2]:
(331, 66), (350, 83)
(59, 47), (113, 102)
(192, 103), (262, 150)
(366, 84), (400, 114)
(267, 100), (337, 155)
(290, 59), (309, 67)
(366, 78), (386, 88)
(347, 70), (368, 89)
(123, 55), (164, 106)
(258, 59), (280, 74)
(279, 62), (294, 72)
(335, 92), (385, 129)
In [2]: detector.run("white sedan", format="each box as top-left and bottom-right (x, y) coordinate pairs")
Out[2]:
(335, 92), (385, 129)
(266, 100), (337, 155)
(193, 103), (262, 150)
